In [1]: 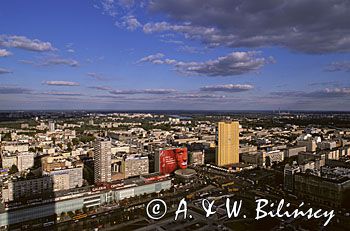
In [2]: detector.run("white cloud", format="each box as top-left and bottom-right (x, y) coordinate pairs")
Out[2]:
(42, 58), (79, 67)
(137, 53), (164, 63)
(148, 0), (350, 53)
(0, 49), (11, 57)
(200, 84), (254, 92)
(117, 15), (142, 31)
(325, 61), (350, 72)
(43, 81), (80, 86)
(43, 91), (83, 96)
(0, 34), (55, 52)
(138, 51), (273, 76)
(109, 88), (176, 95)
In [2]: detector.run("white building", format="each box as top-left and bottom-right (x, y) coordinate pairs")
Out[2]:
(94, 140), (112, 183)
(17, 152), (34, 172)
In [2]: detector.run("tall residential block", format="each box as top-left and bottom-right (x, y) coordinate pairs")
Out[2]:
(94, 140), (112, 183)
(48, 121), (55, 132)
(216, 121), (240, 166)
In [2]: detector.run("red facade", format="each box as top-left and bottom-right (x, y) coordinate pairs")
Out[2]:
(159, 148), (188, 174)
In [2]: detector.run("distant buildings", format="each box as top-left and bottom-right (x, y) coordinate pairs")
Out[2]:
(2, 176), (54, 202)
(283, 164), (300, 192)
(189, 151), (205, 165)
(240, 151), (265, 167)
(1, 152), (34, 171)
(298, 152), (325, 169)
(44, 167), (83, 191)
(94, 140), (112, 183)
(122, 155), (149, 178)
(294, 171), (350, 208)
(48, 121), (55, 132)
(265, 150), (284, 163)
(1, 141), (29, 153)
(41, 155), (66, 171)
(283, 145), (306, 158)
(216, 121), (239, 166)
(1, 154), (17, 169)
(16, 152), (34, 172)
(297, 139), (317, 152)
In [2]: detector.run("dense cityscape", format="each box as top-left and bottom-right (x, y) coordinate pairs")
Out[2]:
(1, 0), (350, 230)
(0, 111), (349, 230)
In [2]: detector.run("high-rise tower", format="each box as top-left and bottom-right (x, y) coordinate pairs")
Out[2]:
(94, 139), (111, 183)
(216, 121), (240, 166)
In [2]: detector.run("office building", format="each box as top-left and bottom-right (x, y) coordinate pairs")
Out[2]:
(94, 140), (112, 183)
(48, 121), (55, 132)
(1, 154), (17, 169)
(189, 151), (205, 165)
(44, 167), (83, 191)
(16, 152), (34, 172)
(266, 150), (284, 163)
(294, 172), (350, 208)
(216, 121), (240, 166)
(284, 164), (300, 192)
(122, 155), (149, 178)
(297, 139), (317, 152)
(284, 145), (307, 158)
(2, 176), (54, 202)
(240, 151), (265, 167)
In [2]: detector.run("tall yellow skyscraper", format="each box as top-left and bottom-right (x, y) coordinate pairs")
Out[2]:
(216, 121), (240, 166)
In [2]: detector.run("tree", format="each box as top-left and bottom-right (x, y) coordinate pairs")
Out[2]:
(67, 142), (72, 152)
(265, 156), (271, 168)
(72, 138), (79, 146)
(9, 164), (18, 174)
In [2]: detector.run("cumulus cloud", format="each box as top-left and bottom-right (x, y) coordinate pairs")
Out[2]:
(0, 68), (12, 75)
(200, 84), (254, 92)
(99, 0), (118, 17)
(0, 34), (55, 52)
(116, 15), (142, 31)
(147, 0), (350, 53)
(0, 86), (31, 94)
(109, 88), (176, 95)
(97, 0), (142, 31)
(137, 53), (164, 63)
(19, 56), (79, 67)
(138, 51), (273, 76)
(0, 49), (11, 57)
(43, 81), (80, 86)
(325, 61), (350, 72)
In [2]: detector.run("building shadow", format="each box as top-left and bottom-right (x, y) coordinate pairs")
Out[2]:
(2, 174), (56, 230)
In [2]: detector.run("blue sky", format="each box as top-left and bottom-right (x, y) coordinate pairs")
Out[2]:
(0, 0), (349, 110)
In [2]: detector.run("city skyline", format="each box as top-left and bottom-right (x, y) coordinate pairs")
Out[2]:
(1, 0), (350, 111)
